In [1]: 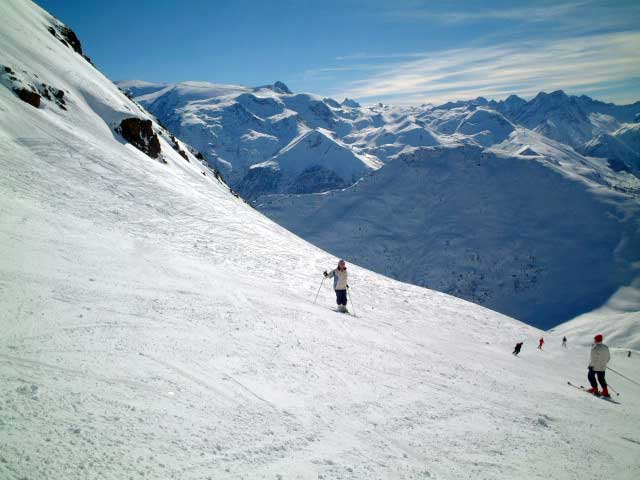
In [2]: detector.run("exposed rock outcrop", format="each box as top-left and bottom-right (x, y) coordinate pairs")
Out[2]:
(2, 64), (67, 110)
(13, 87), (40, 108)
(39, 83), (66, 109)
(47, 23), (93, 64)
(169, 135), (189, 161)
(117, 118), (161, 159)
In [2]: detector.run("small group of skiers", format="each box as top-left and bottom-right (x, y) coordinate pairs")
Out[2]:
(323, 260), (616, 398)
(512, 334), (612, 397)
(514, 336), (565, 355)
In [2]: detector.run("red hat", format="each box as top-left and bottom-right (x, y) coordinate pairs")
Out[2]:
(594, 334), (603, 343)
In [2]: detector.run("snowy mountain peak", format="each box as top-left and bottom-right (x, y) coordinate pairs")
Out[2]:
(341, 97), (360, 108)
(257, 80), (292, 95)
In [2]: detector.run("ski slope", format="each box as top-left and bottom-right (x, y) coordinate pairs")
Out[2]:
(550, 279), (640, 350)
(1, 1), (640, 479)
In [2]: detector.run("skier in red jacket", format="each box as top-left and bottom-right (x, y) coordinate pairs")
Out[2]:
(538, 337), (544, 349)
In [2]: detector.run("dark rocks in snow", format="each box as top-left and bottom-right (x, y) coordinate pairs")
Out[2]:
(59, 25), (83, 55)
(39, 83), (66, 110)
(47, 24), (82, 54)
(176, 149), (189, 161)
(195, 151), (204, 160)
(13, 87), (41, 108)
(169, 135), (189, 161)
(4, 68), (19, 81)
(2, 65), (67, 110)
(117, 118), (161, 159)
(47, 23), (93, 64)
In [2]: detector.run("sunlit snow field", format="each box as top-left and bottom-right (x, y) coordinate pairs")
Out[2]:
(1, 1), (639, 479)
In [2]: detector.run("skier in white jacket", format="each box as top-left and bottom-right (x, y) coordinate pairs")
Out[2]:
(324, 259), (349, 313)
(586, 334), (611, 397)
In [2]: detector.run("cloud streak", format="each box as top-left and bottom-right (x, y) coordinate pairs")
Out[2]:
(332, 31), (640, 105)
(385, 1), (592, 24)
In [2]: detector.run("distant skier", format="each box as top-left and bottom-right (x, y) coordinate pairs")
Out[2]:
(562, 336), (567, 348)
(586, 334), (611, 397)
(538, 337), (544, 350)
(512, 342), (523, 356)
(324, 259), (349, 313)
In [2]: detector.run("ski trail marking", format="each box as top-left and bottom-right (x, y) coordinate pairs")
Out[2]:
(207, 365), (281, 412)
(138, 353), (239, 407)
(620, 436), (640, 446)
(0, 353), (185, 402)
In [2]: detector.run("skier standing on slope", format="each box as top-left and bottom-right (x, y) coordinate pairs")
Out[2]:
(538, 337), (544, 350)
(324, 259), (349, 313)
(512, 342), (523, 356)
(562, 336), (567, 348)
(587, 334), (611, 397)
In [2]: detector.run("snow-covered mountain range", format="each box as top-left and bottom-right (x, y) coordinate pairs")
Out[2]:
(2, 1), (639, 479)
(119, 80), (640, 329)
(120, 79), (640, 196)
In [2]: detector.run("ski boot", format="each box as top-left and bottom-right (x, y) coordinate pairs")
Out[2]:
(600, 387), (610, 398)
(585, 387), (599, 395)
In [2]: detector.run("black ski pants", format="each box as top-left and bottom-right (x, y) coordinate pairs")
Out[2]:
(335, 289), (347, 306)
(588, 368), (607, 389)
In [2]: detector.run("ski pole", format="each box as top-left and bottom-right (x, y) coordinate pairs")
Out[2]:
(607, 384), (620, 396)
(314, 276), (326, 304)
(607, 367), (640, 387)
(347, 287), (356, 317)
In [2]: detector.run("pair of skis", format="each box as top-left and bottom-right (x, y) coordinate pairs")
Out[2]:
(567, 381), (621, 404)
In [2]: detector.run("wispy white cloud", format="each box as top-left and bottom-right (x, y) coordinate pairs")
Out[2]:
(301, 63), (391, 82)
(386, 1), (592, 24)
(331, 31), (640, 105)
(334, 52), (425, 61)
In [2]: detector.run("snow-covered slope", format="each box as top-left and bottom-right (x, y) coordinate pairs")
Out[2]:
(550, 279), (640, 350)
(581, 123), (640, 175)
(257, 144), (640, 330)
(455, 108), (515, 147)
(3, 2), (640, 479)
(236, 128), (381, 198)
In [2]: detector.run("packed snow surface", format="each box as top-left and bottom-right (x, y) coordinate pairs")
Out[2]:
(1, 1), (640, 479)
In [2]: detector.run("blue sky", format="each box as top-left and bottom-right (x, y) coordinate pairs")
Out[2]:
(35, 0), (640, 105)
